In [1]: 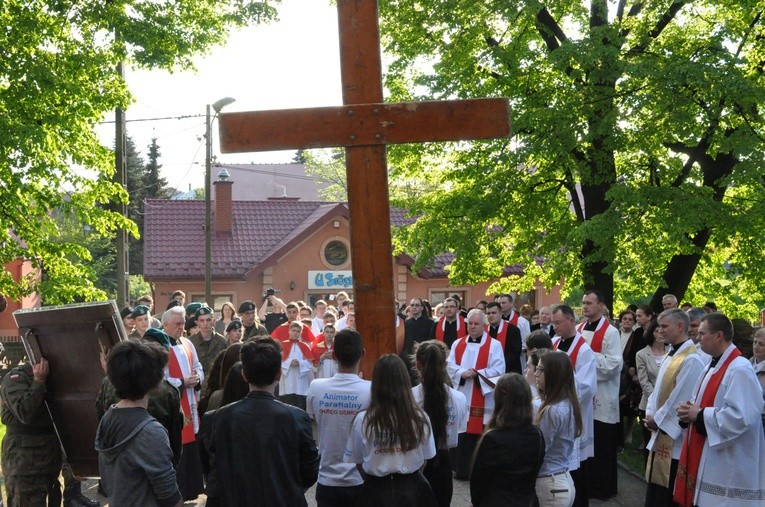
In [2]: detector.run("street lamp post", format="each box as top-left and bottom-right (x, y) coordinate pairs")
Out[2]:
(205, 97), (236, 305)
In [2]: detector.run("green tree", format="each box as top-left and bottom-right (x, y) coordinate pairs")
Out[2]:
(380, 0), (765, 316)
(0, 0), (277, 302)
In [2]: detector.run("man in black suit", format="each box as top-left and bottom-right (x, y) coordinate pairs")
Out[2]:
(530, 306), (555, 337)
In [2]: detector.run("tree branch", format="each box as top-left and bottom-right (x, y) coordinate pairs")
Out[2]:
(535, 6), (569, 52)
(630, 1), (690, 54)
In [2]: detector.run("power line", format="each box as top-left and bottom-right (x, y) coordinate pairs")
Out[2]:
(99, 114), (205, 124)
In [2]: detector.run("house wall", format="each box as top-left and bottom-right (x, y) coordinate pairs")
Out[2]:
(0, 260), (41, 337)
(149, 213), (565, 317)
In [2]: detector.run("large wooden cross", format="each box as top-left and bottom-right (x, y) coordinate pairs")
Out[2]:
(219, 0), (510, 377)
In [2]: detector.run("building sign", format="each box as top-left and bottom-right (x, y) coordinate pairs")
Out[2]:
(309, 270), (353, 289)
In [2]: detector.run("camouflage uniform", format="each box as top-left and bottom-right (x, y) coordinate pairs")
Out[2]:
(243, 322), (269, 341)
(188, 331), (227, 376)
(95, 376), (183, 466)
(0, 363), (62, 507)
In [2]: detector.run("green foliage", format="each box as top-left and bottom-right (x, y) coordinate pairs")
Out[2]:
(128, 275), (152, 304)
(380, 0), (765, 317)
(0, 0), (278, 303)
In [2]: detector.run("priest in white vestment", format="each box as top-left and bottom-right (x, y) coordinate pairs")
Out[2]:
(676, 313), (765, 507)
(446, 309), (505, 479)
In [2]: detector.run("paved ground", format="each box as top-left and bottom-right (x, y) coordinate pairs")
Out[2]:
(83, 462), (646, 506)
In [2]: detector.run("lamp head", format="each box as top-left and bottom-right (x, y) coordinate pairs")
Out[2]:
(212, 96), (236, 113)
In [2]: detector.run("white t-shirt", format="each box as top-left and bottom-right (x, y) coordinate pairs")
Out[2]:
(306, 373), (371, 486)
(344, 410), (436, 476)
(411, 384), (468, 449)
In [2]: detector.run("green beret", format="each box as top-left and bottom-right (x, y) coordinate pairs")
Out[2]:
(130, 305), (150, 319)
(195, 305), (213, 318)
(143, 328), (172, 349)
(186, 302), (203, 315)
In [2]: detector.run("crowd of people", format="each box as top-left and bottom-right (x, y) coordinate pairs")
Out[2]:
(1, 288), (764, 507)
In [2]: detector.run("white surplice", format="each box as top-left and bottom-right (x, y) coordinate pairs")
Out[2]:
(690, 343), (765, 506)
(645, 339), (705, 459)
(446, 332), (505, 426)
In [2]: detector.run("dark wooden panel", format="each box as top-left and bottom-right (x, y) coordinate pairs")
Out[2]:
(218, 98), (511, 153)
(14, 301), (127, 477)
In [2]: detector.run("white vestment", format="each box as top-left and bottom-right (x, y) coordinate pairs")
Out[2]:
(689, 344), (765, 507)
(578, 317), (622, 424)
(280, 341), (315, 396)
(165, 337), (204, 434)
(646, 340), (705, 459)
(553, 332), (597, 461)
(446, 332), (505, 426)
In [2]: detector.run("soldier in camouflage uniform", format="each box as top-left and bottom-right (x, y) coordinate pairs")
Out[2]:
(0, 357), (62, 506)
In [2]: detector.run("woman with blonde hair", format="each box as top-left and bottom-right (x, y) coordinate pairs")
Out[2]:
(470, 373), (545, 506)
(534, 351), (583, 507)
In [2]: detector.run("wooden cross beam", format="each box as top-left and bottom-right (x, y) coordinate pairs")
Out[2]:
(218, 0), (510, 378)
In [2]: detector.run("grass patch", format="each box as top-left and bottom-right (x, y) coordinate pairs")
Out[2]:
(618, 417), (647, 477)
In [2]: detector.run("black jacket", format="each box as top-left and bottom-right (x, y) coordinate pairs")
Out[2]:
(209, 390), (319, 506)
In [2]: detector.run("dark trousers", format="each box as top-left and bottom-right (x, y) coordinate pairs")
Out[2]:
(645, 457), (680, 507)
(279, 393), (307, 411)
(5, 473), (60, 507)
(570, 462), (589, 507)
(316, 483), (364, 507)
(359, 471), (436, 507)
(453, 432), (480, 480)
(424, 449), (453, 507)
(587, 421), (618, 499)
(177, 441), (205, 500)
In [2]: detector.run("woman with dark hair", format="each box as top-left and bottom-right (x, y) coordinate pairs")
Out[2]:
(412, 341), (468, 507)
(345, 354), (437, 506)
(206, 344), (244, 411)
(470, 373), (545, 507)
(214, 301), (239, 335)
(534, 351), (583, 507)
(618, 308), (641, 446)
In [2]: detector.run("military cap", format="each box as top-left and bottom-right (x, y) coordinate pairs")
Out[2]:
(226, 320), (243, 333)
(184, 316), (198, 333)
(166, 299), (181, 311)
(185, 302), (203, 315)
(143, 328), (172, 349)
(238, 300), (257, 313)
(130, 305), (150, 319)
(120, 306), (133, 319)
(195, 305), (214, 318)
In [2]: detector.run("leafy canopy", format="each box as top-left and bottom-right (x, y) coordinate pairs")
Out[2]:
(0, 0), (277, 303)
(379, 0), (765, 316)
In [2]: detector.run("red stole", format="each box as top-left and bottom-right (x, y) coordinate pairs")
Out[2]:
(281, 339), (315, 362)
(577, 317), (609, 353)
(167, 339), (196, 444)
(505, 310), (519, 327)
(455, 334), (492, 434)
(673, 348), (741, 507)
(486, 320), (509, 350)
(553, 335), (586, 368)
(272, 322), (315, 343)
(435, 315), (467, 342)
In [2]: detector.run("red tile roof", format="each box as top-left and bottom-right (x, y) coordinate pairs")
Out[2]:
(144, 199), (352, 280)
(143, 199), (522, 280)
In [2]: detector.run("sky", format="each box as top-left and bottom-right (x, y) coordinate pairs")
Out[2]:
(97, 0), (342, 194)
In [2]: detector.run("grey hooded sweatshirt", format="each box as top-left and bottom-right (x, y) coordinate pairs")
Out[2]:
(94, 406), (181, 507)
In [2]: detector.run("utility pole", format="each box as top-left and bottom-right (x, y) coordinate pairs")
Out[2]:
(115, 33), (129, 307)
